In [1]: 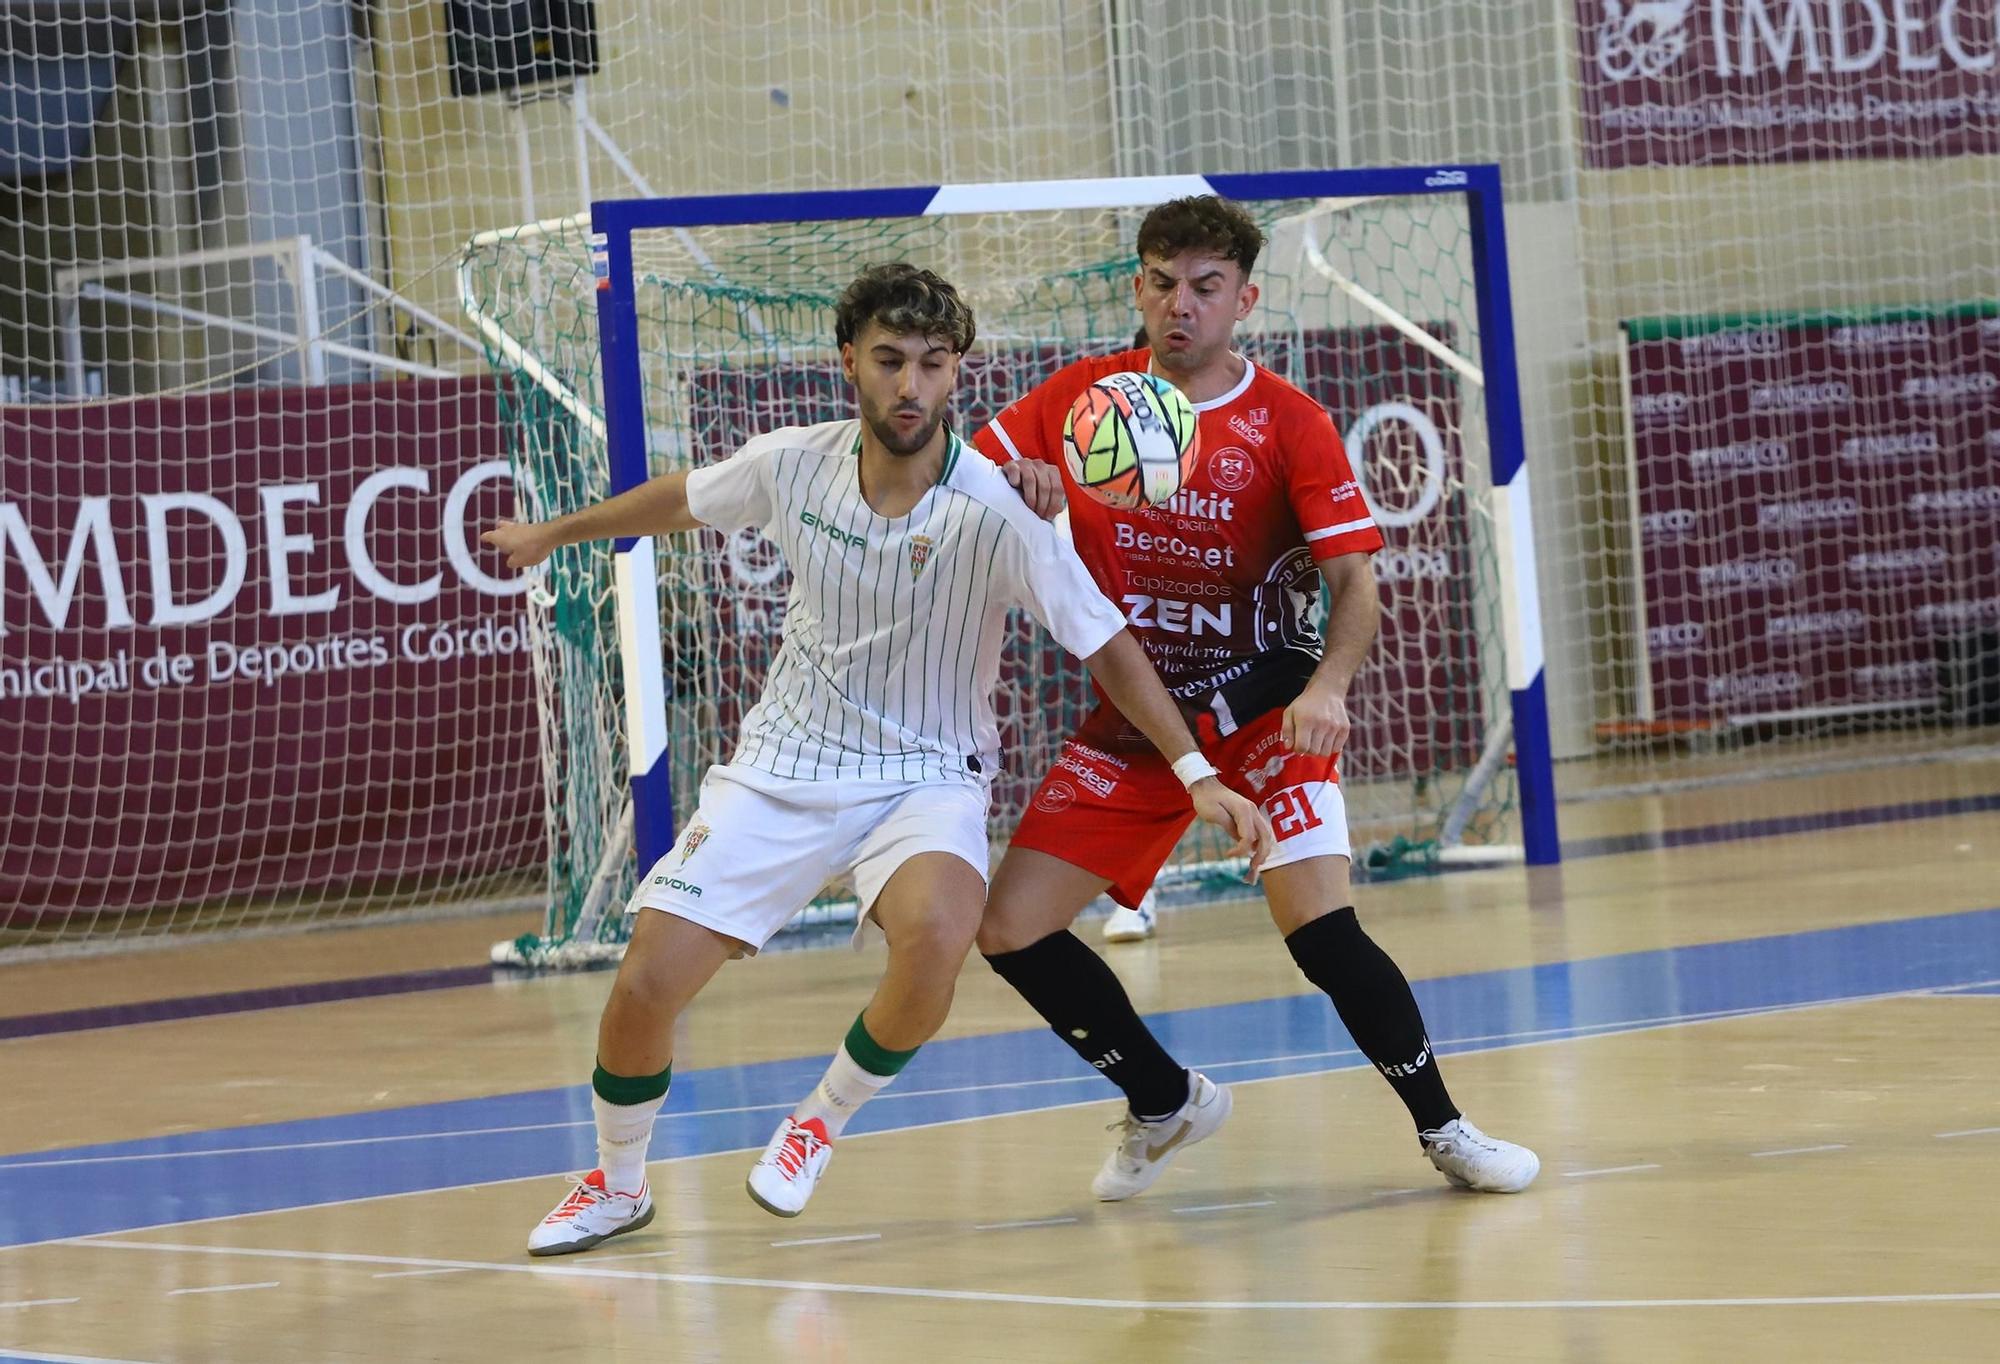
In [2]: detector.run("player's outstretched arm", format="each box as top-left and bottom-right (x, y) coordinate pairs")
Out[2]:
(1081, 630), (1276, 879)
(482, 471), (702, 570)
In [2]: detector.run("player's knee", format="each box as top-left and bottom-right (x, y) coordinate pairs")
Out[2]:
(976, 899), (1040, 956)
(888, 903), (978, 971)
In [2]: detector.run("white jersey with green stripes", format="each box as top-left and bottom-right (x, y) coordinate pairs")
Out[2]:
(683, 419), (1126, 786)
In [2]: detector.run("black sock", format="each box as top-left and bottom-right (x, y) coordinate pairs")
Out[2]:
(1286, 907), (1459, 1135)
(984, 930), (1190, 1118)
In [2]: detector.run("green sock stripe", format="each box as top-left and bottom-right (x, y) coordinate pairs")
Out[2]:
(592, 1061), (672, 1106)
(844, 1012), (919, 1077)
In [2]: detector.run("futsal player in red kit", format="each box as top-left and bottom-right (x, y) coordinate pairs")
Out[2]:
(973, 196), (1539, 1199)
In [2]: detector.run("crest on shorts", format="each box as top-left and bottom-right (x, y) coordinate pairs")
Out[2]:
(908, 533), (935, 581)
(677, 820), (710, 865)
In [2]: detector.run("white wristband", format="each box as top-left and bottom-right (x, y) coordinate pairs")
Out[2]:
(1171, 751), (1220, 790)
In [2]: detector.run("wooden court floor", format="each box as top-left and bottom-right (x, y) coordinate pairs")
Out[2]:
(3, 764), (1998, 1363)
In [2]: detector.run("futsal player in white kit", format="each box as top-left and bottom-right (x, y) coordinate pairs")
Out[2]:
(483, 264), (1274, 1254)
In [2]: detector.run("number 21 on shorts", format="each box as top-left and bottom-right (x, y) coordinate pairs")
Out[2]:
(1265, 787), (1323, 841)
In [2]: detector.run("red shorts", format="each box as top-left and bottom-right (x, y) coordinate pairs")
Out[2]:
(1008, 706), (1352, 908)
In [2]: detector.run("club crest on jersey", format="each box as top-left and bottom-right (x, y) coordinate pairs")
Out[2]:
(677, 821), (710, 865)
(908, 534), (935, 580)
(1207, 445), (1255, 492)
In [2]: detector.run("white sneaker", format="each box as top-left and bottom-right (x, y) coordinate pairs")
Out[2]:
(1102, 890), (1158, 943)
(1092, 1070), (1231, 1201)
(526, 1170), (654, 1256)
(1421, 1117), (1540, 1193)
(746, 1115), (834, 1217)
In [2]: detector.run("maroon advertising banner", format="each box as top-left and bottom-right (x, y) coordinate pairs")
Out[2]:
(1577, 0), (2000, 168)
(684, 326), (1479, 829)
(1, 378), (542, 924)
(1625, 308), (2000, 726)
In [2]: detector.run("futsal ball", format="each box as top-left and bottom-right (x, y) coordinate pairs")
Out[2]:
(1062, 371), (1201, 509)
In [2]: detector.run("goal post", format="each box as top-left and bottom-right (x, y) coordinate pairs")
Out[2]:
(473, 165), (1560, 966)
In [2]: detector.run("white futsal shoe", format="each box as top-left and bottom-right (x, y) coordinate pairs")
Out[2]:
(1421, 1117), (1541, 1193)
(1102, 889), (1159, 943)
(1092, 1070), (1232, 1201)
(747, 1115), (835, 1217)
(526, 1170), (655, 1256)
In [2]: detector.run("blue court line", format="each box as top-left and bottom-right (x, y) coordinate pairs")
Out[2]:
(3, 906), (1997, 1249)
(4, 788), (1996, 1042)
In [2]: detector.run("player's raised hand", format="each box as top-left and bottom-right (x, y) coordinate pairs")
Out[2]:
(1280, 683), (1352, 757)
(1188, 778), (1276, 882)
(998, 458), (1066, 520)
(482, 519), (556, 570)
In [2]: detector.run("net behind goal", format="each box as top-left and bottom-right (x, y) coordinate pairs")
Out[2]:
(462, 169), (1556, 967)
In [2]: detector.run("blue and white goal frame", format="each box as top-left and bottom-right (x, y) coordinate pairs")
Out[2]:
(591, 167), (1561, 874)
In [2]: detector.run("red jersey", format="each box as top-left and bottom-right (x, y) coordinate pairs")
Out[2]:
(974, 348), (1383, 726)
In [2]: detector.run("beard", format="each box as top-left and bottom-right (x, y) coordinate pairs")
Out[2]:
(865, 400), (947, 456)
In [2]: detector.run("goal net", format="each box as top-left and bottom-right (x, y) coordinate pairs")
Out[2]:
(464, 171), (1552, 967)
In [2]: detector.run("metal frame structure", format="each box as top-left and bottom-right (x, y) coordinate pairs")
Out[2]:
(589, 167), (1561, 873)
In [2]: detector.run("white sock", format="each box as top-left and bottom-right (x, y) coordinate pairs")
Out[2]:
(792, 1043), (897, 1139)
(594, 1092), (666, 1192)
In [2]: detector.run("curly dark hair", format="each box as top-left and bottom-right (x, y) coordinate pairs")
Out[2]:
(1135, 196), (1265, 278)
(834, 263), (977, 353)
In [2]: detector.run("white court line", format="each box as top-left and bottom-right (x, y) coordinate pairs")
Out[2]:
(587, 1248), (678, 1263)
(66, 1240), (2000, 1313)
(2, 1296), (80, 1309)
(164, 1280), (279, 1296)
(1376, 1188), (1422, 1198)
(1936, 1127), (2000, 1139)
(973, 1217), (1078, 1232)
(1, 978), (1956, 1255)
(372, 1266), (476, 1279)
(769, 1233), (881, 1249)
(0, 977), (1953, 1175)
(1750, 1145), (1847, 1159)
(1562, 1164), (1662, 1179)
(1172, 1199), (1276, 1215)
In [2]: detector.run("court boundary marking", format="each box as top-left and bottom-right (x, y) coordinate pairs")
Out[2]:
(3, 975), (1983, 1180)
(58, 1238), (2000, 1314)
(0, 975), (1981, 1257)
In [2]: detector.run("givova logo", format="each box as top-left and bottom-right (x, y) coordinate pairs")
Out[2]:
(800, 509), (866, 549)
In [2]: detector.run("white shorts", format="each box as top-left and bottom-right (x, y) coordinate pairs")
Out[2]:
(624, 764), (991, 954)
